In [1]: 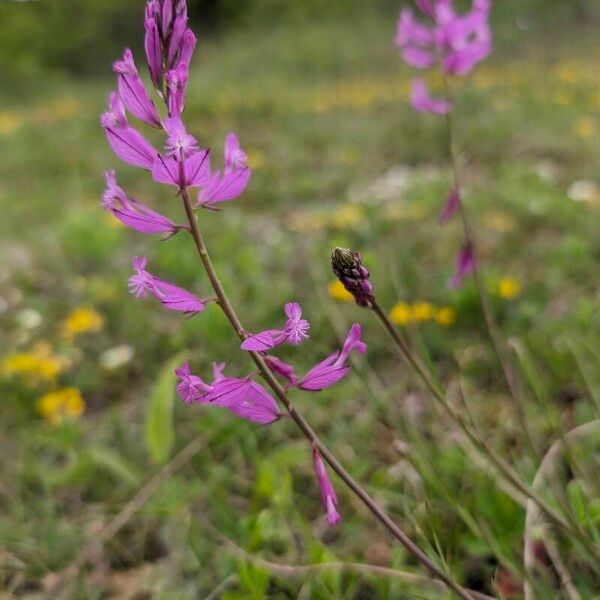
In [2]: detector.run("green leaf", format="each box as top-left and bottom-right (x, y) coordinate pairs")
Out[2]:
(145, 353), (185, 464)
(88, 446), (141, 487)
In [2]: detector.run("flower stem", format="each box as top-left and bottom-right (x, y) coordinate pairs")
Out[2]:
(441, 75), (538, 457)
(370, 300), (600, 562)
(179, 189), (476, 600)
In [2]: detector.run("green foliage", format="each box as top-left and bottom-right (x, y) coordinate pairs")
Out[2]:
(145, 354), (186, 464)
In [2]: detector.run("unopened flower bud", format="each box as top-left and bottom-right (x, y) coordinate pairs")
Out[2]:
(330, 247), (375, 307)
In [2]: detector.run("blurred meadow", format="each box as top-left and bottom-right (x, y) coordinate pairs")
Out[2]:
(1, 0), (600, 598)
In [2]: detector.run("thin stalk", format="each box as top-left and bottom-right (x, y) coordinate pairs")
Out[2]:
(441, 75), (538, 457)
(370, 300), (600, 562)
(179, 189), (476, 600)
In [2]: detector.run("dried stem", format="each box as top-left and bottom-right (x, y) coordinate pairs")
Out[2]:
(369, 300), (600, 562)
(179, 188), (476, 600)
(441, 75), (538, 457)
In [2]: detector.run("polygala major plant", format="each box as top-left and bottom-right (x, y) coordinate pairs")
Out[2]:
(99, 1), (480, 598)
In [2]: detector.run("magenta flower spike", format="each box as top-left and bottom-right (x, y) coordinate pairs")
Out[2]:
(241, 302), (310, 352)
(313, 447), (341, 526)
(449, 244), (475, 288)
(113, 49), (162, 128)
(298, 324), (366, 391)
(411, 78), (451, 114)
(175, 363), (281, 424)
(101, 93), (158, 170)
(196, 133), (251, 209)
(102, 170), (179, 235)
(438, 186), (461, 223)
(129, 256), (207, 314)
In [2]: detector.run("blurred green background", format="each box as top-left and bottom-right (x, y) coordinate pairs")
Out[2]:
(1, 0), (599, 598)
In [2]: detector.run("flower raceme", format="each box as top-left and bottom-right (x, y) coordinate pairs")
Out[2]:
(102, 0), (366, 528)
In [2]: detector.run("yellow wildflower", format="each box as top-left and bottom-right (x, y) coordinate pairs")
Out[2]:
(37, 388), (85, 425)
(498, 277), (521, 300)
(412, 302), (434, 322)
(0, 111), (23, 135)
(572, 117), (597, 140)
(328, 280), (353, 303)
(61, 308), (104, 339)
(390, 302), (414, 326)
(1, 347), (63, 383)
(435, 307), (457, 326)
(328, 205), (363, 229)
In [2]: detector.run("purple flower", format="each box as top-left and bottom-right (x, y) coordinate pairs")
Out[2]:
(330, 248), (375, 307)
(152, 119), (210, 189)
(313, 448), (341, 526)
(175, 362), (212, 404)
(196, 133), (251, 209)
(113, 49), (162, 128)
(414, 0), (436, 18)
(297, 324), (366, 391)
(179, 29), (197, 71)
(144, 16), (163, 90)
(165, 62), (189, 118)
(101, 93), (158, 170)
(129, 256), (206, 314)
(265, 355), (299, 385)
(396, 0), (492, 78)
(102, 170), (178, 235)
(449, 244), (475, 288)
(411, 78), (451, 114)
(175, 362), (281, 424)
(241, 302), (310, 351)
(438, 186), (460, 223)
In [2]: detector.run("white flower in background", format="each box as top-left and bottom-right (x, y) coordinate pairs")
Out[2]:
(16, 308), (42, 330)
(567, 180), (600, 204)
(100, 345), (134, 371)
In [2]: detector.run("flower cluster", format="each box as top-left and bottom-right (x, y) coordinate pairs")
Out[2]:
(396, 0), (492, 113)
(101, 0), (367, 527)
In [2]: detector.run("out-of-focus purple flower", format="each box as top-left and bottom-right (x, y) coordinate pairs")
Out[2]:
(330, 248), (375, 307)
(102, 170), (179, 235)
(297, 324), (366, 391)
(129, 256), (206, 314)
(196, 133), (251, 209)
(152, 119), (210, 189)
(101, 93), (158, 170)
(175, 362), (281, 424)
(411, 78), (451, 114)
(313, 447), (341, 526)
(414, 0), (435, 18)
(449, 244), (475, 288)
(396, 0), (492, 77)
(438, 186), (460, 223)
(241, 302), (310, 351)
(113, 49), (161, 128)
